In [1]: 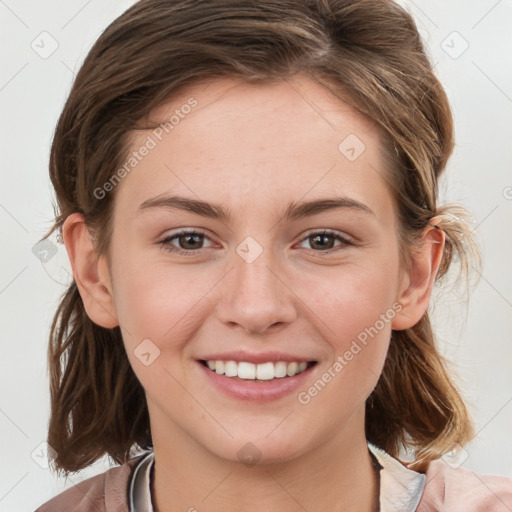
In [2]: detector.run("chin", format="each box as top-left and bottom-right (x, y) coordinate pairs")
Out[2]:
(198, 426), (314, 467)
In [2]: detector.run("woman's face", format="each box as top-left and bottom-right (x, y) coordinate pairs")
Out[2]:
(105, 75), (409, 463)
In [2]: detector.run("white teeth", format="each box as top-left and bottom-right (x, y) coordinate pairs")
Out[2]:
(237, 361), (256, 379)
(215, 361), (225, 374)
(205, 359), (311, 380)
(274, 361), (287, 378)
(256, 362), (274, 380)
(286, 362), (298, 377)
(224, 360), (238, 377)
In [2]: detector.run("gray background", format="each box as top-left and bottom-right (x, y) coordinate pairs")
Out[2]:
(1, 0), (511, 510)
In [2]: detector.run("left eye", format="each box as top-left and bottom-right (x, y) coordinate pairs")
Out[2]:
(158, 229), (352, 255)
(297, 230), (352, 252)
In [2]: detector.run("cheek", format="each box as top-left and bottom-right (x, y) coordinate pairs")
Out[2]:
(111, 260), (218, 406)
(282, 264), (398, 453)
(112, 257), (216, 350)
(307, 261), (399, 342)
(302, 262), (398, 392)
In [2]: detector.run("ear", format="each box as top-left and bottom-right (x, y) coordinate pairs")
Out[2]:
(391, 222), (445, 330)
(62, 213), (119, 328)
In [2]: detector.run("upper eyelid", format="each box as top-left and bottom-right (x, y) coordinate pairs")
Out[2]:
(161, 229), (215, 246)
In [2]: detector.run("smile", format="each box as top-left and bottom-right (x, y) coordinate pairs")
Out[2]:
(201, 360), (316, 380)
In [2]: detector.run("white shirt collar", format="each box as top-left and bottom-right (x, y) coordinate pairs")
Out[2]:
(368, 442), (426, 512)
(129, 442), (426, 512)
(129, 450), (154, 511)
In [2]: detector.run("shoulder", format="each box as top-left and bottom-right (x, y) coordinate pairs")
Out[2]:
(34, 454), (145, 512)
(416, 459), (512, 512)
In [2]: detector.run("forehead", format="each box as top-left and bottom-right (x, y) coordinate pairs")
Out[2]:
(143, 75), (381, 149)
(116, 75), (393, 222)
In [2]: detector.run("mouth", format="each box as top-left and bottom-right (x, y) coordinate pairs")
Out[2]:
(199, 359), (317, 381)
(197, 356), (318, 402)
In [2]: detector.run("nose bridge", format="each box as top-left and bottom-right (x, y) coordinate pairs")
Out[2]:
(217, 236), (297, 334)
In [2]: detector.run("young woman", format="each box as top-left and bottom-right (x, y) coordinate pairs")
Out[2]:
(35, 0), (512, 510)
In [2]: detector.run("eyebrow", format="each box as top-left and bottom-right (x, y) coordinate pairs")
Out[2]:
(137, 194), (375, 221)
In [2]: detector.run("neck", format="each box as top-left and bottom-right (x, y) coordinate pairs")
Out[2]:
(150, 406), (379, 512)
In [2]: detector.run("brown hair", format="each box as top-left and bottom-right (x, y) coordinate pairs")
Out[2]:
(39, 0), (481, 476)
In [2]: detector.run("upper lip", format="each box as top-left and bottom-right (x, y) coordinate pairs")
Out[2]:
(198, 350), (317, 365)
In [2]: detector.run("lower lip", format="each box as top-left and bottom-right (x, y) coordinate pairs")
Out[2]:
(197, 361), (317, 402)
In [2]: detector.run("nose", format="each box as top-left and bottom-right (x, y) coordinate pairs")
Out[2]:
(215, 247), (297, 335)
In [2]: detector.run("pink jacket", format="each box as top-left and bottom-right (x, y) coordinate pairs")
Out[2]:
(35, 452), (512, 511)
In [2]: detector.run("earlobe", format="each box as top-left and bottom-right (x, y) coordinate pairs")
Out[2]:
(391, 223), (445, 330)
(62, 213), (119, 328)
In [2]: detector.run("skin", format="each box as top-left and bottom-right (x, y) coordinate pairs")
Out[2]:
(63, 75), (445, 512)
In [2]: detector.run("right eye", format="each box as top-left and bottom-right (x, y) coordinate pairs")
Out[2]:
(158, 229), (215, 255)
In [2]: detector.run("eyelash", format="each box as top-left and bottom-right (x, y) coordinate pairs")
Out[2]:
(158, 229), (353, 256)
